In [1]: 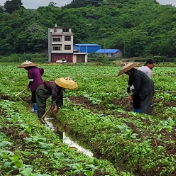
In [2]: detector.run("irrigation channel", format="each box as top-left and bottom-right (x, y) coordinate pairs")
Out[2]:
(44, 116), (93, 158)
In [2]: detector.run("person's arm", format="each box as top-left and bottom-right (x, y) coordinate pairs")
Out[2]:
(39, 68), (44, 76)
(127, 76), (132, 94)
(27, 69), (34, 88)
(51, 84), (60, 113)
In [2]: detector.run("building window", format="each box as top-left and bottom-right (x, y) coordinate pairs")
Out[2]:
(63, 28), (69, 32)
(53, 38), (60, 42)
(65, 45), (71, 50)
(54, 29), (57, 32)
(65, 36), (71, 41)
(53, 47), (60, 50)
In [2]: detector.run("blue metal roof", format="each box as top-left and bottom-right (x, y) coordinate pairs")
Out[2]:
(74, 44), (100, 46)
(95, 49), (119, 54)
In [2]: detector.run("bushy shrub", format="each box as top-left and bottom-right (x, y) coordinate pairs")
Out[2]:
(153, 56), (175, 63)
(0, 53), (48, 63)
(88, 54), (111, 64)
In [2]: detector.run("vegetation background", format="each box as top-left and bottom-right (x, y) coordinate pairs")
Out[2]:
(0, 0), (176, 62)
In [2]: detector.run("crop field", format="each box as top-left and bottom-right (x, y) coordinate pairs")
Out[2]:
(1, 62), (176, 176)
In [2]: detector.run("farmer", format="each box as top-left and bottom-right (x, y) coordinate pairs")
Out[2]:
(36, 77), (78, 119)
(18, 60), (44, 113)
(127, 59), (156, 112)
(138, 59), (155, 78)
(118, 62), (154, 114)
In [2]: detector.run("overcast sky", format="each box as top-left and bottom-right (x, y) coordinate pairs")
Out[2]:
(0, 0), (175, 9)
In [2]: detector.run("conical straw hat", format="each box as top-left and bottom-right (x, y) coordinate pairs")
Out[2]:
(55, 77), (78, 89)
(118, 62), (139, 76)
(18, 60), (37, 68)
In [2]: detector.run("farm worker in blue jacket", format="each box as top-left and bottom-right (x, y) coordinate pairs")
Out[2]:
(118, 62), (154, 114)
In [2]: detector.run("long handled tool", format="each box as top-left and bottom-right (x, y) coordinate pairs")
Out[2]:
(40, 89), (64, 124)
(15, 87), (28, 97)
(155, 90), (176, 94)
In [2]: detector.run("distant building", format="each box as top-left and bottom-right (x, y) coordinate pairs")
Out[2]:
(48, 25), (87, 63)
(95, 49), (122, 58)
(74, 44), (101, 54)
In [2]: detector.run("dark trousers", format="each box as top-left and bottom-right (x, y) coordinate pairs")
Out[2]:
(35, 85), (63, 118)
(31, 91), (36, 103)
(132, 93), (141, 109)
(140, 91), (154, 114)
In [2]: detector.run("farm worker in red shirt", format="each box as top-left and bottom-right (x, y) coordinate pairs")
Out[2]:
(36, 77), (78, 119)
(18, 60), (44, 114)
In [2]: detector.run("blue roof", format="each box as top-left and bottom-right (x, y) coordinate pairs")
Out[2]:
(74, 44), (100, 46)
(95, 49), (119, 54)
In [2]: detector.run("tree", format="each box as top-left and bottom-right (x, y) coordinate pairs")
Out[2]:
(4, 0), (23, 14)
(0, 5), (4, 13)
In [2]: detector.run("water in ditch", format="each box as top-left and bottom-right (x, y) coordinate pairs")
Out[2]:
(44, 117), (93, 158)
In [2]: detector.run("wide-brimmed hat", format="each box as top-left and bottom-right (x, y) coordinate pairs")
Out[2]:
(118, 62), (139, 76)
(18, 60), (37, 68)
(55, 77), (78, 89)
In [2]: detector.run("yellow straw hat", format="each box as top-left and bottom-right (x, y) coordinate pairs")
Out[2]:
(18, 60), (37, 68)
(55, 77), (78, 89)
(118, 62), (139, 76)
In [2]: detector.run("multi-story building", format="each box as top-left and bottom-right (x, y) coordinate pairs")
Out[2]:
(48, 25), (87, 63)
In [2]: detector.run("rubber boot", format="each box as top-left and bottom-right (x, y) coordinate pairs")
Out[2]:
(134, 109), (140, 113)
(33, 103), (37, 115)
(136, 109), (140, 113)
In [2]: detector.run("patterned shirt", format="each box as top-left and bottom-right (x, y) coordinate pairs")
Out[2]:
(44, 81), (62, 106)
(28, 67), (44, 92)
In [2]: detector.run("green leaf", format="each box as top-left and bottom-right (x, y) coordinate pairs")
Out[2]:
(85, 169), (95, 176)
(38, 142), (54, 149)
(32, 136), (47, 142)
(12, 115), (19, 122)
(13, 153), (20, 162)
(20, 168), (33, 176)
(2, 152), (8, 159)
(3, 161), (13, 169)
(0, 141), (12, 148)
(14, 160), (23, 168)
(0, 132), (6, 139)
(53, 152), (65, 159)
(26, 126), (32, 133)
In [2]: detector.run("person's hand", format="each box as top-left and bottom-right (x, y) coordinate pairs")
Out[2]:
(128, 95), (132, 101)
(52, 105), (57, 113)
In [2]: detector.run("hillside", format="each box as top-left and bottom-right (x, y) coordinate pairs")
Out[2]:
(0, 0), (176, 57)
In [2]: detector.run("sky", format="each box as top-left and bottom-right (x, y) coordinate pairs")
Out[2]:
(0, 0), (176, 9)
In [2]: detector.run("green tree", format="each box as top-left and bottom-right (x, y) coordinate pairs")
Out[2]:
(4, 0), (23, 14)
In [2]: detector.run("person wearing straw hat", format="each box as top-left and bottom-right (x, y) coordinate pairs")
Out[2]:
(35, 77), (78, 118)
(127, 59), (156, 113)
(118, 62), (154, 114)
(18, 60), (44, 114)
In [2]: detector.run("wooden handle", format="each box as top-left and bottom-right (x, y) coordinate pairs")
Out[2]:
(40, 106), (52, 124)
(155, 90), (176, 94)
(15, 87), (28, 97)
(40, 89), (64, 124)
